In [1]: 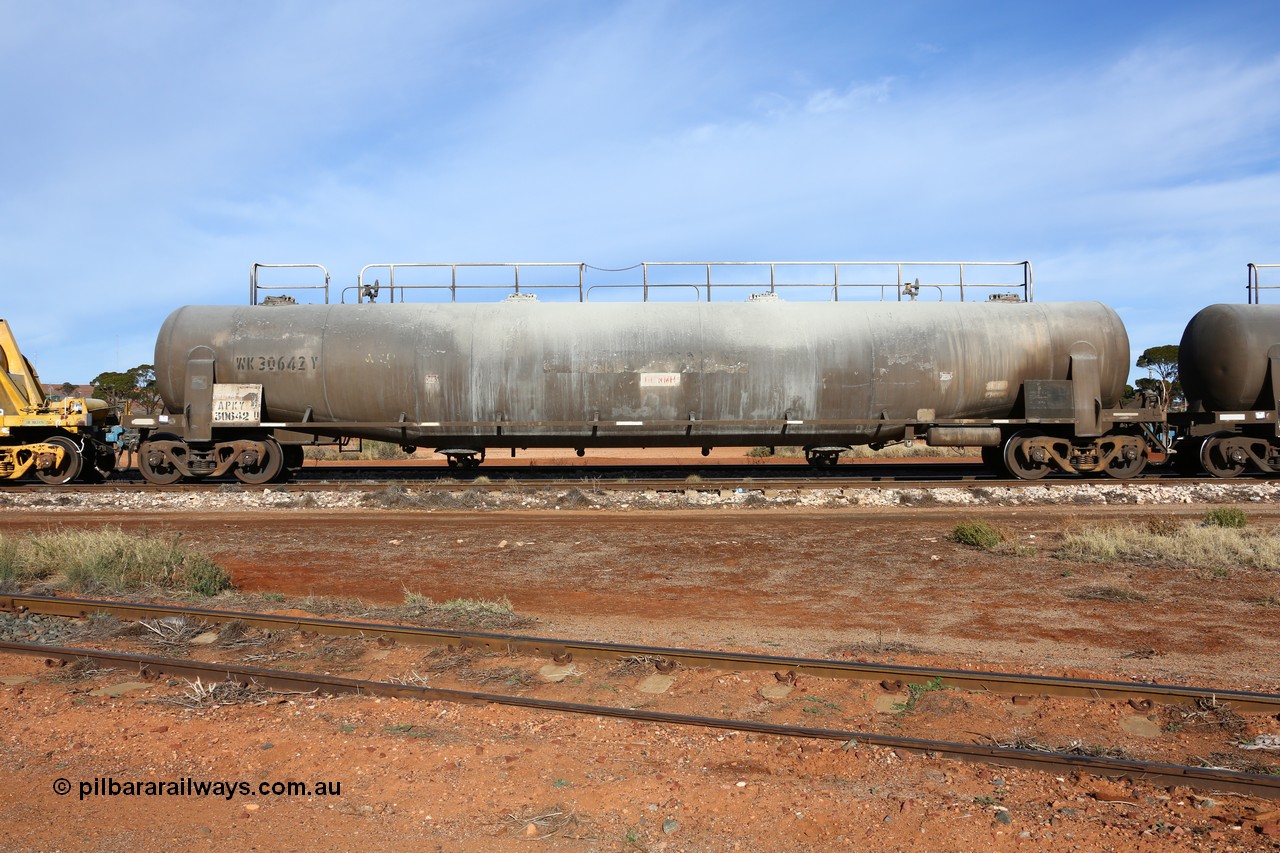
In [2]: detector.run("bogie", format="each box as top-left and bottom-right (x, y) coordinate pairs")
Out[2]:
(33, 435), (83, 485)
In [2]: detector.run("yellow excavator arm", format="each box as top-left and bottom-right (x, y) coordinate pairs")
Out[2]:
(0, 318), (119, 483)
(0, 318), (46, 415)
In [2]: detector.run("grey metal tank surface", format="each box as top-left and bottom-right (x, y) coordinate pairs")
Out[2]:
(153, 299), (1130, 448)
(1179, 304), (1280, 412)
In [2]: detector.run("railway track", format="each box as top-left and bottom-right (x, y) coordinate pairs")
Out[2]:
(3, 639), (1278, 800)
(4, 594), (1279, 711)
(0, 460), (1244, 494)
(3, 595), (1278, 798)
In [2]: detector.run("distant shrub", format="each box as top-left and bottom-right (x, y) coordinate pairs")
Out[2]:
(950, 520), (1004, 550)
(181, 557), (234, 597)
(1204, 507), (1247, 529)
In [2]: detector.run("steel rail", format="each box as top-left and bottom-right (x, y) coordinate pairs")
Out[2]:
(276, 471), (1212, 490)
(10, 469), (1236, 494)
(4, 595), (1279, 712)
(1, 640), (1274, 799)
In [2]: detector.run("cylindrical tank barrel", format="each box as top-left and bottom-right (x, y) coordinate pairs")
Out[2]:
(153, 300), (1129, 445)
(1179, 304), (1280, 411)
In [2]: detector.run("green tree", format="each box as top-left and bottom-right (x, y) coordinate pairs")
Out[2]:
(91, 364), (161, 415)
(129, 364), (161, 413)
(1135, 345), (1182, 408)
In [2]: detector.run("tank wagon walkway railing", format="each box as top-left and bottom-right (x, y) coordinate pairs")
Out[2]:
(1248, 262), (1280, 304)
(249, 260), (1034, 305)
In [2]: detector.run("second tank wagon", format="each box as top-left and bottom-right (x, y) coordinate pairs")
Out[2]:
(1175, 301), (1280, 476)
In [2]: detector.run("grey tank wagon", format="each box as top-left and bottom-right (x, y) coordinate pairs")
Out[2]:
(127, 293), (1157, 484)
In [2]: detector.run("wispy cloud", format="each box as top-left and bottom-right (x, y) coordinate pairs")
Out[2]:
(804, 79), (895, 114)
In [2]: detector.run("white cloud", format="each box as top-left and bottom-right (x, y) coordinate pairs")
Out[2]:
(804, 79), (894, 114)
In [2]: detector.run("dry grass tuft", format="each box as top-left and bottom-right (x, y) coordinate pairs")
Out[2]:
(464, 666), (533, 687)
(556, 487), (596, 509)
(414, 647), (532, 686)
(1199, 752), (1280, 776)
(1057, 523), (1280, 571)
(68, 613), (126, 641)
(134, 617), (209, 648)
(1165, 697), (1249, 739)
(419, 647), (485, 672)
(159, 677), (303, 709)
(610, 655), (671, 676)
(497, 803), (589, 840)
(50, 656), (119, 682)
(1067, 585), (1147, 603)
(400, 591), (527, 629)
(387, 671), (432, 687)
(305, 441), (409, 461)
(1143, 516), (1182, 537)
(831, 633), (925, 657)
(981, 733), (1132, 760)
(241, 649), (304, 665)
(0, 528), (231, 596)
(214, 619), (274, 648)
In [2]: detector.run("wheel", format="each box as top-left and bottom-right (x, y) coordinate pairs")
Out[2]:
(1002, 429), (1052, 480)
(1200, 432), (1247, 478)
(981, 444), (1008, 475)
(33, 435), (83, 485)
(234, 438), (284, 485)
(1103, 441), (1147, 480)
(138, 435), (184, 485)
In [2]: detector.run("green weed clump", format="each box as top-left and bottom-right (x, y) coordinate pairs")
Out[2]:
(0, 529), (232, 596)
(1204, 507), (1248, 529)
(895, 676), (948, 712)
(949, 520), (1005, 550)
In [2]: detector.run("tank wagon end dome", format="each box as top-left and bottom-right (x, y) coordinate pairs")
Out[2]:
(1179, 303), (1280, 412)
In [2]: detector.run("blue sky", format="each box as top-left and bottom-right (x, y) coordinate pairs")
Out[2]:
(3, 1), (1279, 384)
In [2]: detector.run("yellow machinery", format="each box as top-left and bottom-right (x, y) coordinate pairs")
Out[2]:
(0, 319), (117, 483)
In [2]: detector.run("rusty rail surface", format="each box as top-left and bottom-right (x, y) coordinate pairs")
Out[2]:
(1, 640), (1276, 799)
(6, 468), (1237, 495)
(4, 595), (1279, 712)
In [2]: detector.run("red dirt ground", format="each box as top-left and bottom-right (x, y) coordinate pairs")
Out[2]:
(2, 491), (1280, 850)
